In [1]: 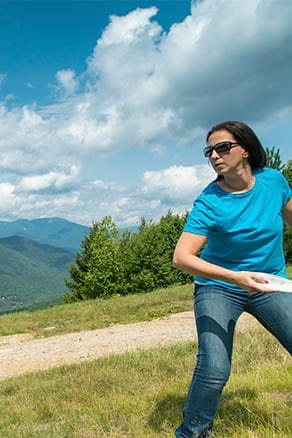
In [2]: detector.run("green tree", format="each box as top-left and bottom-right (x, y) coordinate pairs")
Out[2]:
(65, 211), (191, 302)
(64, 223), (97, 302)
(283, 160), (292, 186)
(126, 219), (157, 293)
(65, 216), (122, 301)
(265, 149), (291, 264)
(284, 226), (292, 264)
(122, 212), (191, 294)
(155, 210), (191, 286)
(265, 146), (285, 171)
(114, 227), (135, 295)
(282, 160), (292, 264)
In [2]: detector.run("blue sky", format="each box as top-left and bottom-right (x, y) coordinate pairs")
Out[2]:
(0, 0), (291, 226)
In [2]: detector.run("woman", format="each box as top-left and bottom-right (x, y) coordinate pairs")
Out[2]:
(173, 120), (292, 437)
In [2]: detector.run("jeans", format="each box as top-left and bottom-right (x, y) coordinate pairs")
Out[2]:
(175, 284), (292, 437)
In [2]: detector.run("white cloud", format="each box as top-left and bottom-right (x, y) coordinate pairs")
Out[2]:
(102, 7), (160, 45)
(142, 164), (215, 203)
(20, 165), (79, 192)
(56, 69), (78, 96)
(87, 7), (161, 81)
(0, 104), (79, 174)
(0, 182), (15, 202)
(0, 162), (214, 226)
(2, 0), (292, 162)
(87, 165), (215, 225)
(81, 0), (292, 149)
(0, 105), (46, 152)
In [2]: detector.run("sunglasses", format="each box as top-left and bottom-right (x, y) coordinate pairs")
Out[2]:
(203, 141), (240, 158)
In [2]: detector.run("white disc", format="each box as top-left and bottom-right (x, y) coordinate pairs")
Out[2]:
(254, 272), (292, 292)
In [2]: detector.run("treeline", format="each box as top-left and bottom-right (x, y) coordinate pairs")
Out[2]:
(65, 155), (292, 302)
(64, 211), (191, 302)
(267, 152), (292, 264)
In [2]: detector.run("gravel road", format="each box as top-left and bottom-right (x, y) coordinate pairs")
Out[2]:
(0, 311), (261, 380)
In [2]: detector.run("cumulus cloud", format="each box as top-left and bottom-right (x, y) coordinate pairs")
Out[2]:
(2, 0), (292, 159)
(0, 162), (213, 226)
(55, 69), (78, 96)
(20, 165), (79, 193)
(0, 0), (291, 225)
(142, 164), (215, 203)
(0, 183), (15, 205)
(82, 0), (292, 147)
(106, 164), (216, 225)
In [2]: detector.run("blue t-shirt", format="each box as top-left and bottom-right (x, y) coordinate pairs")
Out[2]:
(184, 167), (292, 290)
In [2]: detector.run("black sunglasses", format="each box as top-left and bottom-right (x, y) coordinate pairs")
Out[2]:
(203, 141), (240, 158)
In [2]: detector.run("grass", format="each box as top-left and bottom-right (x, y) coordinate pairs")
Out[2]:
(0, 283), (193, 338)
(0, 275), (291, 436)
(0, 331), (290, 437)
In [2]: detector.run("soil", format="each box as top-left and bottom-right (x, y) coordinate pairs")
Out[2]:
(0, 312), (261, 381)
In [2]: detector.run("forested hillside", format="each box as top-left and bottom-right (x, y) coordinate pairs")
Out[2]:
(0, 236), (74, 314)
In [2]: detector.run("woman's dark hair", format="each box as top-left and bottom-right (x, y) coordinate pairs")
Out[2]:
(206, 121), (267, 169)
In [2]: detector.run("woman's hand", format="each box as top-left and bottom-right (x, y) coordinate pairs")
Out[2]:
(233, 271), (275, 293)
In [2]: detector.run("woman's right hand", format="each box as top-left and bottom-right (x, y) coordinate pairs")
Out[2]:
(233, 271), (275, 293)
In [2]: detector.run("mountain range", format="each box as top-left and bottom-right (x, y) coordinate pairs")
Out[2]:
(0, 218), (90, 314)
(0, 217), (89, 252)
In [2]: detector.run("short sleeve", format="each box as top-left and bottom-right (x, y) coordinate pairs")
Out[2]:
(183, 192), (216, 236)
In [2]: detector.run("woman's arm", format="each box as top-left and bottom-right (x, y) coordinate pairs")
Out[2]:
(282, 198), (292, 227)
(173, 231), (274, 293)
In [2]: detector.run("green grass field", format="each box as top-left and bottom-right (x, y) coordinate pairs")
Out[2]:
(0, 332), (290, 437)
(0, 280), (291, 437)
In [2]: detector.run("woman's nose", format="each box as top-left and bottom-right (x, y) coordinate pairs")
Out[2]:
(210, 148), (220, 158)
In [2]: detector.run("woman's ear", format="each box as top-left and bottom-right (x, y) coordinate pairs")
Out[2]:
(242, 149), (249, 158)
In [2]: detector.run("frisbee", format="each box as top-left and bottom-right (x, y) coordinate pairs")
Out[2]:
(254, 273), (292, 292)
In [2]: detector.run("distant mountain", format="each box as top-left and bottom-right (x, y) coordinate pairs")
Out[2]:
(0, 218), (89, 252)
(0, 235), (75, 314)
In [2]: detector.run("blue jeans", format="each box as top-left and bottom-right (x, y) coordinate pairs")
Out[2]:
(175, 284), (292, 437)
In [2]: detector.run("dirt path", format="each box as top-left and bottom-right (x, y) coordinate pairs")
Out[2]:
(0, 312), (261, 381)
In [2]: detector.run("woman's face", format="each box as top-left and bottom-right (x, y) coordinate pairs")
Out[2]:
(207, 129), (249, 176)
